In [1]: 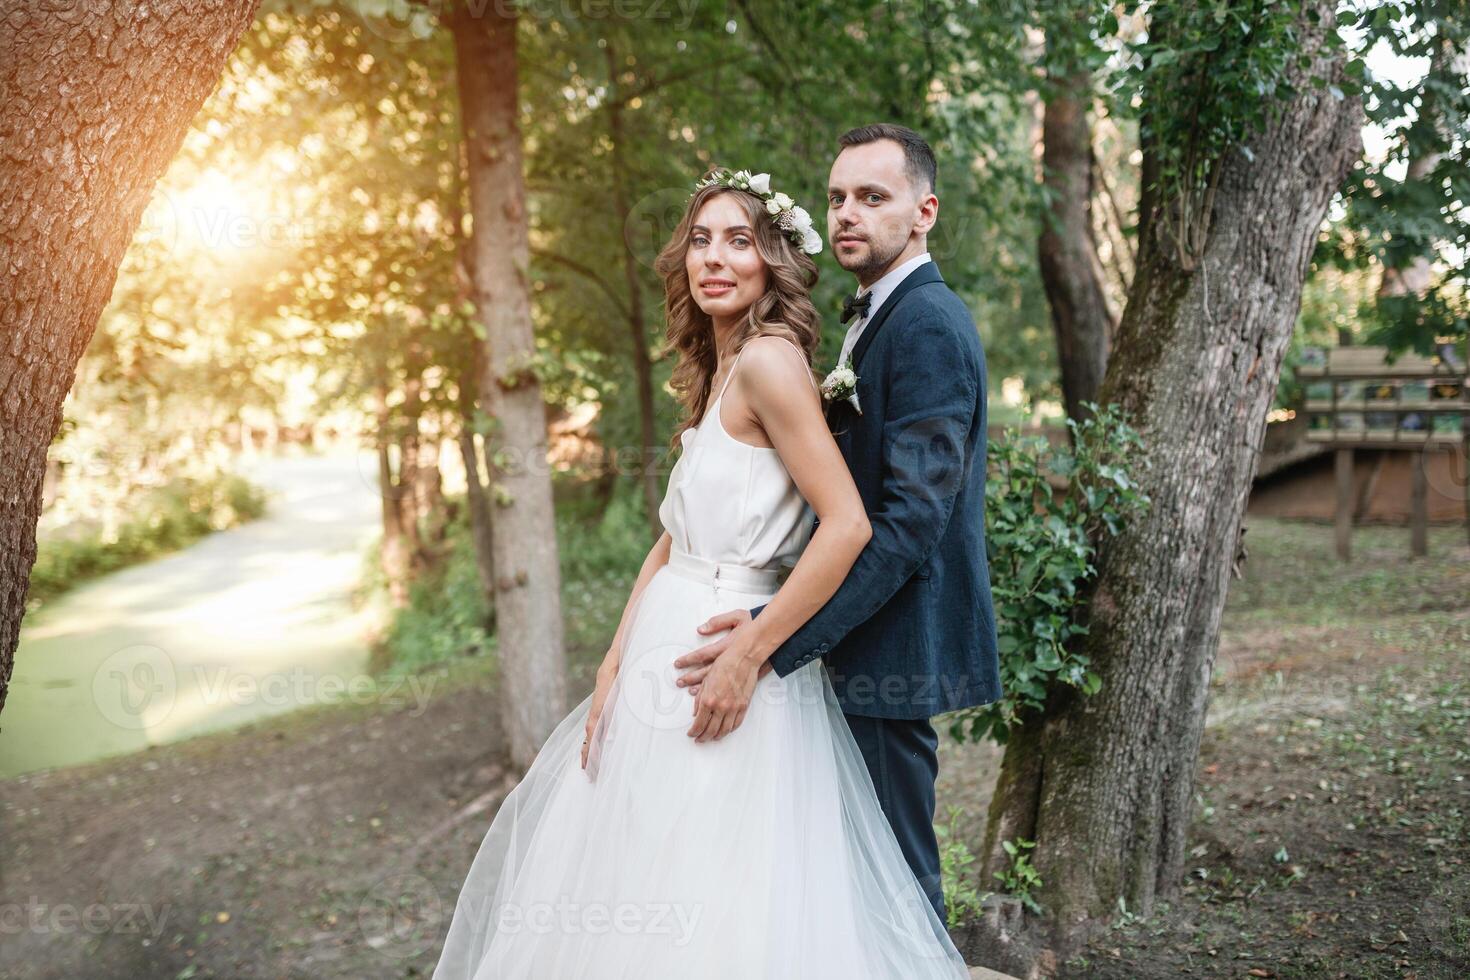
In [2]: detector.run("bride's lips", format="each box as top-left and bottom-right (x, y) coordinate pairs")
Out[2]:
(699, 278), (736, 296)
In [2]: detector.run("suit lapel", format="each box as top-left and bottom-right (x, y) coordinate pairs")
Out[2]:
(849, 261), (944, 374)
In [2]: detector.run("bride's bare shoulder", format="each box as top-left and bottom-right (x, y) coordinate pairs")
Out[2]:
(734, 336), (822, 428)
(739, 335), (815, 384)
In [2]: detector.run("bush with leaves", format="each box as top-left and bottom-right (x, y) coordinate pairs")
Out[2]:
(947, 402), (1150, 746)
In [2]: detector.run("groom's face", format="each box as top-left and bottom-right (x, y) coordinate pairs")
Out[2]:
(827, 139), (929, 283)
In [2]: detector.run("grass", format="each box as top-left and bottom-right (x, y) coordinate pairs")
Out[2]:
(1226, 518), (1470, 627)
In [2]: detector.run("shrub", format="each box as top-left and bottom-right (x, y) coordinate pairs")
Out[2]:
(948, 401), (1150, 745)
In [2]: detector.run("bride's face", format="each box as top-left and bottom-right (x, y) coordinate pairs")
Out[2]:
(685, 193), (769, 323)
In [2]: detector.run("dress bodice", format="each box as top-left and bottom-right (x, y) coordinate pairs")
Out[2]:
(657, 337), (817, 571)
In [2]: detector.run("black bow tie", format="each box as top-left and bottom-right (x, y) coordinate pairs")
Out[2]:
(840, 290), (872, 324)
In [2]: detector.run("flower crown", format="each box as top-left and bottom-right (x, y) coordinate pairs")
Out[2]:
(692, 168), (824, 255)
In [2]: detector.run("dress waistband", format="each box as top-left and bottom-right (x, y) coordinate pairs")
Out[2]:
(665, 547), (787, 593)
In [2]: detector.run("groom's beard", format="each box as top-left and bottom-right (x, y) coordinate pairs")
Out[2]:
(838, 235), (908, 285)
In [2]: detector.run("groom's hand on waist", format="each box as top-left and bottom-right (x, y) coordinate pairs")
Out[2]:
(674, 610), (773, 741)
(674, 610), (773, 690)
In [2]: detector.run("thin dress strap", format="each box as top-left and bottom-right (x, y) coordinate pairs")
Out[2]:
(712, 335), (820, 411)
(713, 343), (747, 405)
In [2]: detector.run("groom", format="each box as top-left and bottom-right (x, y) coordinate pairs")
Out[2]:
(673, 123), (1001, 923)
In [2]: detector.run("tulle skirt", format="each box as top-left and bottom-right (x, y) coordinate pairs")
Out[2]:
(431, 556), (970, 980)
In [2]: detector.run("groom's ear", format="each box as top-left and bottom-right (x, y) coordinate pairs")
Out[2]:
(915, 191), (939, 236)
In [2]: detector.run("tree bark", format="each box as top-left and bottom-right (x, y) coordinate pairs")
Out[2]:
(450, 2), (568, 770)
(983, 0), (1363, 948)
(0, 0), (262, 718)
(1038, 63), (1113, 425)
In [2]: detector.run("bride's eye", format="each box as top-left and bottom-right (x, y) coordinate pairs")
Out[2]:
(731, 236), (750, 248)
(691, 233), (710, 247)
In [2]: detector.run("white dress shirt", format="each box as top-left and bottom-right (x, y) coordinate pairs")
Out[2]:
(836, 250), (933, 369)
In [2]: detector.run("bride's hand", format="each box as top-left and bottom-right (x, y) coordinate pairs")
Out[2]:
(686, 644), (766, 743)
(581, 657), (618, 771)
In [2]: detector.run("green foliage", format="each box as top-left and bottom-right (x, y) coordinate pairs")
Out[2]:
(1111, 0), (1322, 268)
(556, 484), (655, 669)
(378, 516), (496, 678)
(29, 473), (269, 609)
(948, 402), (1150, 745)
(1319, 1), (1470, 352)
(936, 806), (991, 929)
(380, 480), (651, 677)
(993, 837), (1044, 914)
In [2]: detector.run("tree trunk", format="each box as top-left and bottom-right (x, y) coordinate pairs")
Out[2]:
(376, 387), (413, 610)
(983, 1), (1363, 948)
(450, 2), (567, 770)
(398, 367), (427, 571)
(456, 351), (498, 612)
(456, 426), (498, 606)
(605, 43), (663, 540)
(0, 0), (262, 718)
(1038, 63), (1113, 425)
(451, 188), (497, 622)
(416, 439), (447, 552)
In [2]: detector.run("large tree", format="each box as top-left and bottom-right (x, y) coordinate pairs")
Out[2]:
(449, 0), (568, 769)
(979, 0), (1364, 949)
(0, 0), (264, 717)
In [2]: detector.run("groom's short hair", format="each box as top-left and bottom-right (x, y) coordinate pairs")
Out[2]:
(838, 124), (936, 195)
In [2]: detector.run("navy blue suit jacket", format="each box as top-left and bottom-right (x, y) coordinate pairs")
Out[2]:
(751, 260), (1001, 719)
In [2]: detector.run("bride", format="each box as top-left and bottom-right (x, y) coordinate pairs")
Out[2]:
(430, 168), (970, 979)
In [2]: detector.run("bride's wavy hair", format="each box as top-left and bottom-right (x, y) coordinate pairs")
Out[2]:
(653, 177), (822, 451)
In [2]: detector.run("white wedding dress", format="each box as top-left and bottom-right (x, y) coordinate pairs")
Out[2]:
(432, 338), (970, 980)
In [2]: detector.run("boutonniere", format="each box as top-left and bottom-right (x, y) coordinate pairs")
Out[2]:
(820, 357), (862, 415)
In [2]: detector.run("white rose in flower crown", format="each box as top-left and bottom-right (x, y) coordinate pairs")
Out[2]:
(748, 173), (771, 194)
(790, 206), (812, 233)
(765, 198), (782, 215)
(801, 228), (823, 254)
(772, 192), (794, 210)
